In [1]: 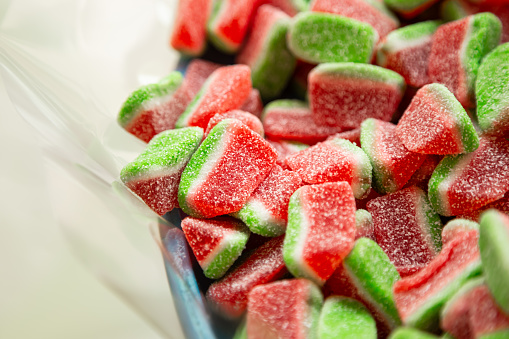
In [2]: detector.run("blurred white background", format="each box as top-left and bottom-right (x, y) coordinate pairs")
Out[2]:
(0, 0), (185, 338)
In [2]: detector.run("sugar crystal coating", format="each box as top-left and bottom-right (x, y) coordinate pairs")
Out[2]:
(120, 127), (203, 215)
(285, 137), (372, 199)
(178, 119), (277, 218)
(233, 164), (303, 237)
(479, 209), (509, 314)
(204, 110), (264, 138)
(441, 218), (479, 245)
(247, 279), (323, 339)
(309, 62), (406, 129)
(181, 216), (250, 279)
(170, 0), (212, 56)
(283, 182), (356, 285)
(396, 83), (479, 155)
(318, 296), (377, 339)
(267, 139), (309, 168)
(287, 12), (378, 64)
(206, 235), (287, 318)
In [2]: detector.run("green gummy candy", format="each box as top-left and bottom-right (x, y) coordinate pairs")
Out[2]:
(389, 327), (441, 339)
(476, 42), (509, 137)
(479, 209), (509, 314)
(118, 72), (183, 128)
(287, 12), (378, 64)
(318, 296), (377, 339)
(120, 127), (203, 182)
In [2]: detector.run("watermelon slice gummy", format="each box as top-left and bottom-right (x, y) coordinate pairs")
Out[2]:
(267, 139), (309, 168)
(311, 0), (400, 39)
(367, 186), (443, 277)
(441, 218), (479, 245)
(309, 62), (406, 130)
(175, 64), (252, 129)
(355, 209), (375, 241)
(181, 216), (250, 279)
(178, 118), (277, 218)
(118, 72), (187, 143)
(396, 83), (479, 155)
(120, 127), (203, 216)
(318, 296), (377, 339)
(322, 238), (402, 336)
(233, 164), (303, 237)
(204, 110), (264, 138)
(360, 118), (427, 194)
(262, 100), (344, 145)
(283, 182), (356, 285)
(236, 5), (296, 101)
(285, 137), (372, 199)
(479, 209), (509, 314)
(376, 21), (442, 88)
(440, 277), (509, 339)
(206, 235), (288, 318)
(476, 42), (509, 138)
(247, 279), (323, 339)
(428, 136), (509, 216)
(170, 0), (212, 56)
(287, 12), (378, 64)
(428, 13), (502, 108)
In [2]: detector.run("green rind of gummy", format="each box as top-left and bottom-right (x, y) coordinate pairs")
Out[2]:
(307, 281), (325, 339)
(283, 188), (307, 280)
(120, 127), (203, 182)
(479, 209), (509, 314)
(117, 72), (183, 127)
(476, 43), (509, 135)
(355, 209), (373, 229)
(177, 120), (229, 217)
(417, 188), (443, 253)
(440, 0), (468, 22)
(404, 260), (482, 331)
(383, 20), (442, 50)
(329, 138), (373, 199)
(440, 276), (485, 320)
(288, 12), (378, 64)
(314, 62), (406, 93)
(463, 13), (502, 105)
(252, 18), (296, 101)
(344, 238), (402, 330)
(261, 99), (308, 121)
(232, 317), (247, 339)
(360, 119), (397, 194)
(318, 296), (377, 339)
(389, 327), (441, 339)
(427, 154), (465, 216)
(175, 72), (214, 128)
(479, 330), (509, 339)
(442, 218), (480, 237)
(203, 229), (250, 279)
(206, 0), (238, 54)
(425, 83), (479, 153)
(291, 0), (311, 12)
(384, 0), (435, 12)
(236, 202), (285, 237)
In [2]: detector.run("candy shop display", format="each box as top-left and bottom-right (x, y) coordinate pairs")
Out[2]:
(117, 0), (509, 337)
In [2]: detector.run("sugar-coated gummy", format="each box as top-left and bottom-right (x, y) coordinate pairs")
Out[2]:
(475, 42), (509, 138)
(428, 13), (502, 108)
(175, 65), (252, 129)
(360, 118), (427, 194)
(246, 279), (323, 339)
(440, 277), (509, 339)
(118, 72), (185, 143)
(396, 83), (479, 155)
(367, 186), (443, 277)
(204, 110), (264, 138)
(181, 216), (250, 279)
(262, 99), (344, 145)
(376, 21), (441, 88)
(389, 327), (440, 338)
(441, 218), (479, 245)
(120, 127), (203, 215)
(479, 209), (509, 314)
(283, 182), (356, 285)
(236, 5), (296, 101)
(311, 0), (400, 39)
(459, 192), (509, 222)
(170, 0), (212, 56)
(355, 209), (375, 241)
(287, 12), (378, 64)
(178, 118), (277, 218)
(233, 164), (303, 237)
(428, 137), (509, 216)
(318, 296), (377, 339)
(267, 139), (309, 168)
(309, 62), (405, 130)
(285, 137), (373, 199)
(206, 235), (287, 318)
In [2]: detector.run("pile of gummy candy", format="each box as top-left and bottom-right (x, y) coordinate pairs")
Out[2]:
(117, 0), (509, 337)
